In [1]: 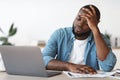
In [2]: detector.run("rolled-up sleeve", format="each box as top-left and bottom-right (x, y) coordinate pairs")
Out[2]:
(98, 35), (117, 71)
(42, 29), (60, 66)
(98, 49), (117, 71)
(43, 55), (54, 66)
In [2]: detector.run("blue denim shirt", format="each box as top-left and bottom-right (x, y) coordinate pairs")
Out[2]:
(42, 27), (116, 72)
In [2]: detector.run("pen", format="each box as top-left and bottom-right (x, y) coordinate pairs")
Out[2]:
(68, 72), (73, 77)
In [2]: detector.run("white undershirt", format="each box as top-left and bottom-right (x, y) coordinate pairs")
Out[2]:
(69, 38), (88, 65)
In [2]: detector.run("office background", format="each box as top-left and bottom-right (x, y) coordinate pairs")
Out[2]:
(0, 0), (120, 46)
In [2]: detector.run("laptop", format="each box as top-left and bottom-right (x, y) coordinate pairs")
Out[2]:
(0, 46), (61, 77)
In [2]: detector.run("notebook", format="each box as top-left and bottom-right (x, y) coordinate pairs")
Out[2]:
(0, 46), (61, 77)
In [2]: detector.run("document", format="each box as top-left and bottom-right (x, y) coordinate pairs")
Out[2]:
(63, 70), (116, 78)
(109, 69), (120, 79)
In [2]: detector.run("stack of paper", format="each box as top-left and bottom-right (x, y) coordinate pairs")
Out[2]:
(109, 69), (120, 79)
(63, 70), (117, 78)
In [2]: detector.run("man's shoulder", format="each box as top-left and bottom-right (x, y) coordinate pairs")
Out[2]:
(100, 33), (108, 39)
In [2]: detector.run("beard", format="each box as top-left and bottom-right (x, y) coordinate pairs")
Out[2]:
(72, 25), (91, 37)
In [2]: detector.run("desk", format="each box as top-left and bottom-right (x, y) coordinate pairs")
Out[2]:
(0, 72), (119, 80)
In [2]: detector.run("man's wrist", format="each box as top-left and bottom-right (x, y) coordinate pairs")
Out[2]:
(64, 62), (74, 71)
(64, 62), (71, 71)
(92, 27), (100, 35)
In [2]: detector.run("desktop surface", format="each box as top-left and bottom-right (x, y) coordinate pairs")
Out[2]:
(0, 71), (119, 80)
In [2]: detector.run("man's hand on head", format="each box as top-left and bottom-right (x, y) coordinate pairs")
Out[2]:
(80, 5), (99, 32)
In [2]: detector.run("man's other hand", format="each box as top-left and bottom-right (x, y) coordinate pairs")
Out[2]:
(67, 63), (97, 74)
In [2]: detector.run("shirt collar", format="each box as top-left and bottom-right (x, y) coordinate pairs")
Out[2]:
(87, 32), (93, 43)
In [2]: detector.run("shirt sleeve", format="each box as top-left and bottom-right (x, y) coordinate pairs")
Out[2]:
(98, 50), (117, 71)
(42, 29), (60, 66)
(98, 35), (117, 72)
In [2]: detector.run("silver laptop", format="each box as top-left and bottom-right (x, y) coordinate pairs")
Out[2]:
(0, 46), (61, 77)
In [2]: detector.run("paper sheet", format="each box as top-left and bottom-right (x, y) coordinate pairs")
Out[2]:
(109, 69), (120, 79)
(63, 70), (116, 78)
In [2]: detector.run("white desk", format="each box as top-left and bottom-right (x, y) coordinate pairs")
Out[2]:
(0, 71), (119, 80)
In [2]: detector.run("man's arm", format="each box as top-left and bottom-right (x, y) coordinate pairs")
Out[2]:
(81, 6), (116, 71)
(46, 59), (97, 74)
(93, 28), (110, 61)
(81, 6), (110, 61)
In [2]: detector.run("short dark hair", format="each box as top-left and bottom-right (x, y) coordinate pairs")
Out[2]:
(81, 4), (100, 21)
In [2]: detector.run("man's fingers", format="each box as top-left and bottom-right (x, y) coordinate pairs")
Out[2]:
(83, 66), (97, 74)
(70, 64), (97, 74)
(78, 67), (97, 74)
(90, 5), (96, 16)
(82, 8), (93, 16)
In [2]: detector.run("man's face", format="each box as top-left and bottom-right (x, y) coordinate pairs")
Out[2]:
(73, 9), (91, 37)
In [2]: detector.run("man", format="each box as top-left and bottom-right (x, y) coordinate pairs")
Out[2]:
(42, 4), (116, 74)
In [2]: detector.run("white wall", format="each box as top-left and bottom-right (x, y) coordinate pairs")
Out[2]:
(0, 0), (120, 45)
